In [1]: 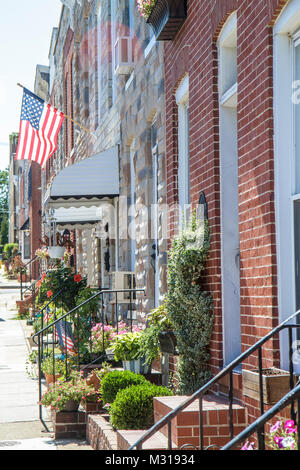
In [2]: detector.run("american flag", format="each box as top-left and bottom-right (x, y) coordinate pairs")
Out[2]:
(54, 320), (76, 355)
(43, 309), (51, 323)
(15, 87), (64, 168)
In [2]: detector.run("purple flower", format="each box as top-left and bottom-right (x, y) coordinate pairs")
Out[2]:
(274, 435), (284, 449)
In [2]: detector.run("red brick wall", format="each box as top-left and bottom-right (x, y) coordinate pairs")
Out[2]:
(164, 0), (290, 421)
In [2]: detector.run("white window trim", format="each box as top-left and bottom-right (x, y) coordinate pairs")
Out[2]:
(273, 0), (300, 371)
(176, 75), (190, 219)
(175, 74), (189, 106)
(217, 12), (241, 367)
(217, 11), (237, 103)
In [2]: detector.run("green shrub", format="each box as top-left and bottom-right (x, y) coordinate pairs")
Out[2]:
(100, 370), (148, 405)
(166, 211), (214, 394)
(3, 243), (18, 259)
(109, 383), (174, 430)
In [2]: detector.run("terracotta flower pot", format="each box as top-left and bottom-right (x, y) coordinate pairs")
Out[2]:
(44, 373), (62, 389)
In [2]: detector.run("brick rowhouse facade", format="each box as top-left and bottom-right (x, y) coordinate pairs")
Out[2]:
(26, 0), (300, 432)
(164, 0), (295, 422)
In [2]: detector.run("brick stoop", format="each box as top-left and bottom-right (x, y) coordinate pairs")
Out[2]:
(117, 430), (177, 450)
(87, 414), (118, 450)
(153, 394), (248, 449)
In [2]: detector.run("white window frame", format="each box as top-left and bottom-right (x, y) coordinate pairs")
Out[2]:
(97, 2), (102, 123)
(151, 122), (160, 307)
(129, 141), (136, 272)
(273, 0), (300, 371)
(217, 11), (241, 367)
(176, 75), (190, 225)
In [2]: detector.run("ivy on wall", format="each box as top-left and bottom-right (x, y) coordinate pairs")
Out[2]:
(166, 211), (214, 394)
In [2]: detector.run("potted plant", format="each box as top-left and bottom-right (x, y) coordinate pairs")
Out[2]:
(40, 371), (100, 412)
(111, 331), (149, 374)
(138, 0), (187, 41)
(41, 355), (66, 388)
(139, 302), (177, 369)
(242, 418), (298, 450)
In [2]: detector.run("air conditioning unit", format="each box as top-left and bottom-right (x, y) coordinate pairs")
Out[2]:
(114, 37), (134, 75)
(109, 271), (136, 303)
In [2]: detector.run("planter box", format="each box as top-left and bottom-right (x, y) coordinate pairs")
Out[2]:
(147, 0), (187, 41)
(51, 409), (86, 440)
(122, 357), (150, 375)
(80, 399), (106, 415)
(242, 368), (296, 405)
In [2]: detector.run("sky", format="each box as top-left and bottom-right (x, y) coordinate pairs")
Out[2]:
(0, 0), (62, 170)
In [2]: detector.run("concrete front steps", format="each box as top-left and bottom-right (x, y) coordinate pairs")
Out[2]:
(119, 394), (247, 450)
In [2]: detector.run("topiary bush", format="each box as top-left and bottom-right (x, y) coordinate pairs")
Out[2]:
(109, 383), (174, 430)
(166, 210), (214, 395)
(100, 370), (149, 405)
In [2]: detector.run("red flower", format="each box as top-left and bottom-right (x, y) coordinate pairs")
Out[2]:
(74, 274), (82, 283)
(36, 280), (42, 288)
(47, 290), (53, 298)
(41, 273), (47, 281)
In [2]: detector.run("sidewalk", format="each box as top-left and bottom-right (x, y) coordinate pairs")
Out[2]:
(0, 269), (92, 450)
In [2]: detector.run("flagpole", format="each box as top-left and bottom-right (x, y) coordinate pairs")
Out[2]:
(17, 83), (95, 138)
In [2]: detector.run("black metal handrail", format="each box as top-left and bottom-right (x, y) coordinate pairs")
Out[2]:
(20, 255), (38, 300)
(128, 309), (300, 450)
(221, 380), (300, 450)
(33, 287), (145, 430)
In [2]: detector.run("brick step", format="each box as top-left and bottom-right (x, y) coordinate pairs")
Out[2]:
(117, 430), (177, 450)
(153, 394), (247, 449)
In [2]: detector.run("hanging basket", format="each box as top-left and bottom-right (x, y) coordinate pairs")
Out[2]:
(146, 0), (187, 41)
(48, 246), (65, 259)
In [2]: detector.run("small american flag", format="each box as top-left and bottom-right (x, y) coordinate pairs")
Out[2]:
(55, 320), (76, 355)
(15, 87), (64, 168)
(43, 309), (51, 323)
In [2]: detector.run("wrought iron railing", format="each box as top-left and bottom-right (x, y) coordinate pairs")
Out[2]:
(128, 309), (300, 450)
(33, 287), (145, 430)
(20, 255), (38, 300)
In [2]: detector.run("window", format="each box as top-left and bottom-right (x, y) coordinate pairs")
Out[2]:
(97, 3), (102, 122)
(273, 0), (300, 370)
(176, 75), (190, 225)
(129, 141), (136, 272)
(151, 121), (159, 307)
(110, 0), (117, 106)
(217, 11), (241, 366)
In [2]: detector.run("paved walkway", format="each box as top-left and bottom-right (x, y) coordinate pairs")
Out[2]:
(0, 269), (92, 450)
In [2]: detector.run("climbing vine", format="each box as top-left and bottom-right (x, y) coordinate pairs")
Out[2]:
(166, 211), (214, 394)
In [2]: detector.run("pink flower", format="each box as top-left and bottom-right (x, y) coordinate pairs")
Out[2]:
(270, 421), (281, 433)
(241, 441), (254, 450)
(284, 419), (295, 429)
(286, 426), (297, 434)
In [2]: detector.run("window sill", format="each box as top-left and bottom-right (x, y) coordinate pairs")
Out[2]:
(220, 82), (237, 108)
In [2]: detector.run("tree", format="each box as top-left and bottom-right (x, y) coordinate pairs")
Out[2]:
(0, 213), (8, 246)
